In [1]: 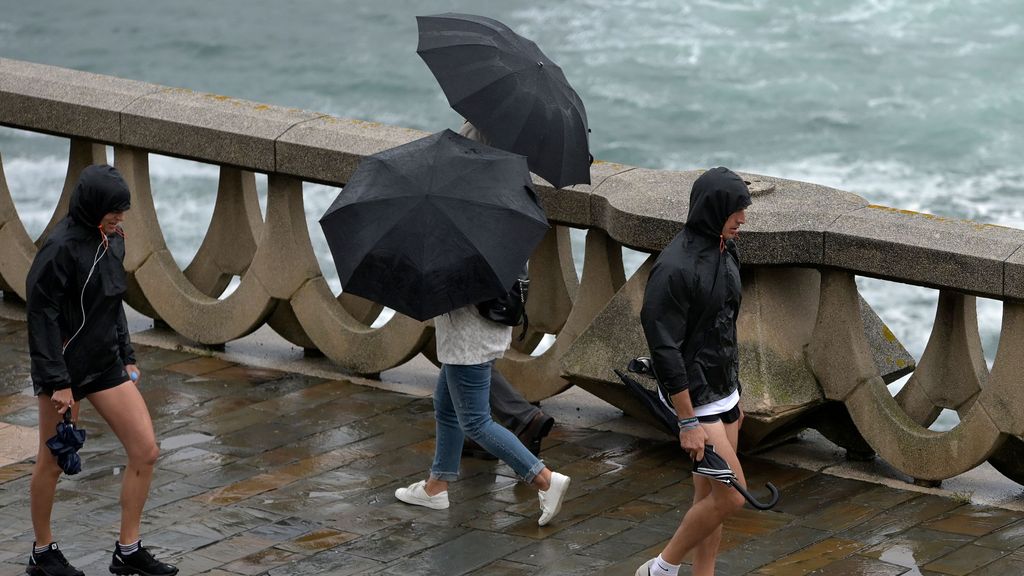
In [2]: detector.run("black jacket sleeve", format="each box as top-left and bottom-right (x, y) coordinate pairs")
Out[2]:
(641, 264), (702, 395)
(117, 305), (136, 365)
(27, 247), (72, 390)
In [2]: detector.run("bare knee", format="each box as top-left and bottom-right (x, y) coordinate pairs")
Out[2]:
(34, 452), (63, 479)
(713, 489), (746, 517)
(128, 442), (159, 467)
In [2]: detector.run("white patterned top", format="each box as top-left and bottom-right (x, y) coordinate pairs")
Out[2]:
(434, 305), (512, 365)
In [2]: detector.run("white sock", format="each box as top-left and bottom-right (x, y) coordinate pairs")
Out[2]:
(650, 554), (680, 576)
(33, 542), (54, 555)
(117, 539), (140, 555)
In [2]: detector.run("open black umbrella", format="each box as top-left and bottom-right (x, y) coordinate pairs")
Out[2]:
(46, 411), (86, 475)
(694, 445), (780, 510)
(416, 13), (591, 189)
(319, 129), (549, 321)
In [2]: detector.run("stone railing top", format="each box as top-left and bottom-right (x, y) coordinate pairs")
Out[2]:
(2, 57), (1023, 300)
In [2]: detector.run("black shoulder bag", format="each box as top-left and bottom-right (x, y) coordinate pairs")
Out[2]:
(476, 271), (530, 337)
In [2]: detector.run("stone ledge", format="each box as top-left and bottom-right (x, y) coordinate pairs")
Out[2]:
(275, 116), (428, 185)
(0, 57), (158, 142)
(825, 206), (1024, 298)
(122, 88), (323, 171)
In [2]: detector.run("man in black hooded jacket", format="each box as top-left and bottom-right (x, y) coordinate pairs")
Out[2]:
(26, 165), (177, 576)
(636, 167), (752, 576)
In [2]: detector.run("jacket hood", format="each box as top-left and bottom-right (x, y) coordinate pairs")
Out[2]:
(69, 165), (131, 228)
(685, 167), (752, 238)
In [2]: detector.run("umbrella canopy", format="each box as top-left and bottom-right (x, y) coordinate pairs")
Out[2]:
(320, 129), (549, 322)
(694, 445), (780, 510)
(417, 12), (591, 189)
(615, 356), (678, 436)
(46, 411), (87, 475)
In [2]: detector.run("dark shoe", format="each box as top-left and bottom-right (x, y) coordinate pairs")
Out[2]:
(109, 542), (178, 576)
(518, 412), (555, 456)
(462, 437), (498, 460)
(26, 542), (84, 576)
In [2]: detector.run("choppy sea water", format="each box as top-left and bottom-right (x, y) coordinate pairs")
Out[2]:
(2, 0), (1022, 429)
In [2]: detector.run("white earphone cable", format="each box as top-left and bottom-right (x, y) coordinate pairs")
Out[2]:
(61, 240), (108, 355)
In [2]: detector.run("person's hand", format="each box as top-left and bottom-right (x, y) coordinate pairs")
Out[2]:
(679, 425), (709, 461)
(126, 364), (141, 385)
(51, 389), (74, 415)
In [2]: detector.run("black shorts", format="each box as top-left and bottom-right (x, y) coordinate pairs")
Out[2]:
(35, 361), (130, 402)
(697, 404), (741, 425)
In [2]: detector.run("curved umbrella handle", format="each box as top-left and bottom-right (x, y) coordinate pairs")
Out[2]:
(729, 481), (780, 510)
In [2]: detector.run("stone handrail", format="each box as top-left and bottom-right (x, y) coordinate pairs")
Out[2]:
(2, 57), (1023, 486)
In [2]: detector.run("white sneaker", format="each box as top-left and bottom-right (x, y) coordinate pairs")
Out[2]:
(635, 558), (654, 576)
(395, 480), (449, 510)
(537, 471), (571, 525)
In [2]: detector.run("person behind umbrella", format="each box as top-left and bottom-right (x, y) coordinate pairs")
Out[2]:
(395, 122), (571, 525)
(25, 165), (177, 576)
(636, 167), (752, 576)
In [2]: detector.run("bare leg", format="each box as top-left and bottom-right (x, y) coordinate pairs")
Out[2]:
(31, 398), (79, 545)
(87, 382), (158, 543)
(660, 421), (747, 566)
(690, 418), (743, 575)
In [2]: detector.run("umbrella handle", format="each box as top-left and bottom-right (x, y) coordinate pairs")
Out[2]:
(728, 481), (780, 510)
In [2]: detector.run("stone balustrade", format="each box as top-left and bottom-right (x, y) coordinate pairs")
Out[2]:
(2, 57), (1023, 486)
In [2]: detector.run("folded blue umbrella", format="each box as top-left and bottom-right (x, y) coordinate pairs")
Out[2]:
(46, 411), (87, 475)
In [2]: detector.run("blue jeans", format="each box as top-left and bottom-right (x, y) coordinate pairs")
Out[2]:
(431, 362), (545, 483)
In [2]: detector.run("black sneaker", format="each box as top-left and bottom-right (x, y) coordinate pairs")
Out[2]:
(109, 542), (178, 576)
(26, 542), (84, 576)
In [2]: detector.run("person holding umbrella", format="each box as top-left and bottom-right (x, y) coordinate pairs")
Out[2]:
(391, 122), (571, 525)
(636, 168), (752, 576)
(25, 165), (177, 576)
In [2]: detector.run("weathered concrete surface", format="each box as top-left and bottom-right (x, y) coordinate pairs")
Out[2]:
(0, 57), (159, 142)
(0, 317), (1021, 576)
(560, 264), (914, 446)
(121, 88), (323, 172)
(825, 205), (1024, 298)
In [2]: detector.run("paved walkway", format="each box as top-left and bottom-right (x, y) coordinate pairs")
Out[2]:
(1, 317), (1024, 575)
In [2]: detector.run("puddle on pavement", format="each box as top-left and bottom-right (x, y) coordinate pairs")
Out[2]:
(160, 432), (214, 450)
(879, 545), (917, 568)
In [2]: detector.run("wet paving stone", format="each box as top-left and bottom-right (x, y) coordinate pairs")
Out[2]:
(0, 462), (32, 484)
(602, 499), (676, 522)
(163, 356), (236, 377)
(335, 520), (468, 563)
(475, 559), (538, 575)
(379, 530), (534, 576)
(922, 543), (1010, 575)
(772, 473), (880, 517)
(275, 527), (360, 554)
(798, 501), (883, 533)
(974, 519), (1024, 551)
(753, 536), (865, 574)
(267, 547), (382, 576)
(221, 546), (300, 575)
(716, 525), (831, 575)
(861, 527), (975, 568)
(969, 550), (1024, 575)
(921, 505), (1020, 537)
(805, 554), (910, 575)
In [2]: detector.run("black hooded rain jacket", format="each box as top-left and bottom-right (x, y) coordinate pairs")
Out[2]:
(640, 167), (752, 408)
(27, 164), (135, 397)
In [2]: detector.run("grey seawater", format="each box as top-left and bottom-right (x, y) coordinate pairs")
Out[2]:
(2, 0), (1022, 429)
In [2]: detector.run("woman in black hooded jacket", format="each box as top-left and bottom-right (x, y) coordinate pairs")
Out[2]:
(26, 165), (176, 576)
(636, 167), (752, 576)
